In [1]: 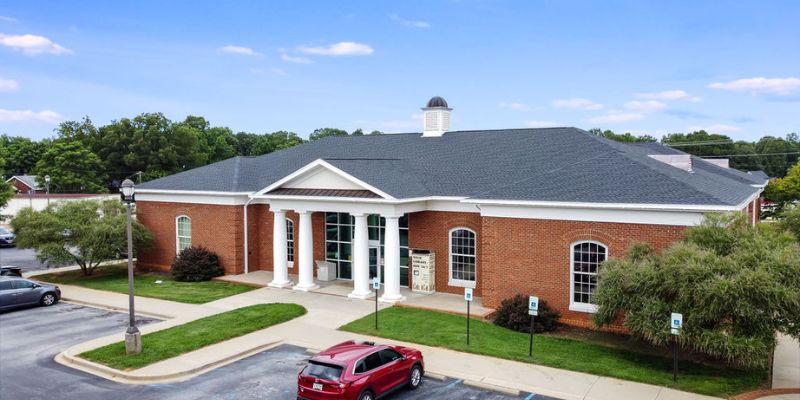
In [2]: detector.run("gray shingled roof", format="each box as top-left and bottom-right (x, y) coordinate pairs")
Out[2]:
(6, 175), (40, 190)
(140, 128), (761, 207)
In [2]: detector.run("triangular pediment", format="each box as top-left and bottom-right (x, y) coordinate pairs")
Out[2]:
(257, 159), (393, 199)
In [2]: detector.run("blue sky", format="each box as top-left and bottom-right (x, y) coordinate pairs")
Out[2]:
(0, 0), (798, 141)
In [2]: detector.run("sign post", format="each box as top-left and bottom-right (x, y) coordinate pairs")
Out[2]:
(464, 288), (473, 345)
(528, 296), (539, 357)
(670, 312), (683, 381)
(372, 277), (380, 330)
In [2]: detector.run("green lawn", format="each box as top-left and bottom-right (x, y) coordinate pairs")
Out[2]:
(36, 264), (255, 304)
(340, 307), (766, 397)
(81, 303), (306, 370)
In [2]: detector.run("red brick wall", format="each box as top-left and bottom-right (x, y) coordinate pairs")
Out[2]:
(9, 178), (34, 193)
(481, 217), (686, 329)
(744, 198), (761, 224)
(408, 211), (484, 297)
(137, 201), (246, 275)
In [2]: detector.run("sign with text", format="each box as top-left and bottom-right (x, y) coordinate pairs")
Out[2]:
(528, 296), (539, 316)
(464, 287), (473, 302)
(372, 277), (380, 290)
(670, 312), (683, 335)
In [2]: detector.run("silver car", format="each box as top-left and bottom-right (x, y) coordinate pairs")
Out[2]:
(0, 276), (61, 312)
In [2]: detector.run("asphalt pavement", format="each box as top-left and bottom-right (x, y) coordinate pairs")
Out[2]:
(0, 303), (550, 400)
(0, 246), (49, 272)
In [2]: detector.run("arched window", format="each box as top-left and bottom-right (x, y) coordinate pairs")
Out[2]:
(286, 218), (295, 266)
(175, 215), (191, 253)
(449, 228), (477, 286)
(570, 241), (607, 312)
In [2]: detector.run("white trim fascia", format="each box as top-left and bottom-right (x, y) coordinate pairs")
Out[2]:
(255, 159), (395, 200)
(251, 194), (468, 205)
(463, 198), (748, 213)
(137, 189), (252, 196)
(137, 192), (250, 205)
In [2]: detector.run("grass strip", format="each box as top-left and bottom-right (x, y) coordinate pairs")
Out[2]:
(81, 303), (306, 370)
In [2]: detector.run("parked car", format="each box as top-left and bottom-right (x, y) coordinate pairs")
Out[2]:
(297, 340), (424, 400)
(0, 227), (15, 247)
(0, 276), (61, 312)
(0, 266), (23, 277)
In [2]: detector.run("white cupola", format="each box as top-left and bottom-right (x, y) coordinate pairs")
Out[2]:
(421, 96), (452, 137)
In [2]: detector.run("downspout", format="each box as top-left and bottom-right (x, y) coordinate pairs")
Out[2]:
(243, 197), (256, 274)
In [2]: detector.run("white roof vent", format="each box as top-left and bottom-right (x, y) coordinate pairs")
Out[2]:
(648, 154), (693, 173)
(421, 96), (451, 137)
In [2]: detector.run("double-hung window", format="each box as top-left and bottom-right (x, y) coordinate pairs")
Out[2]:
(570, 241), (607, 312)
(176, 215), (191, 253)
(449, 228), (477, 286)
(286, 219), (295, 266)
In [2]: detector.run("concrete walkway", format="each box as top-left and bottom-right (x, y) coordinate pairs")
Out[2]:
(773, 334), (800, 389)
(52, 283), (723, 400)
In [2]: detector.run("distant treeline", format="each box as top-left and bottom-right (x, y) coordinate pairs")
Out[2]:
(0, 112), (796, 193)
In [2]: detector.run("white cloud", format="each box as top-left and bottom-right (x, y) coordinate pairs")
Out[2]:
(589, 112), (645, 124)
(498, 102), (532, 111)
(624, 100), (667, 112)
(219, 45), (258, 56)
(552, 98), (604, 110)
(0, 16), (18, 22)
(298, 41), (373, 56)
(0, 109), (63, 124)
(281, 53), (313, 64)
(389, 14), (431, 28)
(687, 124), (741, 134)
(525, 120), (559, 128)
(636, 90), (701, 102)
(0, 77), (19, 92)
(708, 77), (800, 96)
(0, 33), (72, 55)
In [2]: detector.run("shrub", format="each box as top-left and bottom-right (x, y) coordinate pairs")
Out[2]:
(171, 246), (223, 282)
(493, 294), (560, 333)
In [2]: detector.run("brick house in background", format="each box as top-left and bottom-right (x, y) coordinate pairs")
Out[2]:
(136, 97), (767, 329)
(5, 175), (41, 194)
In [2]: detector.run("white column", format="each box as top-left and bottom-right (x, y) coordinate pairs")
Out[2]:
(348, 213), (372, 299)
(268, 209), (292, 288)
(293, 211), (318, 291)
(379, 215), (405, 303)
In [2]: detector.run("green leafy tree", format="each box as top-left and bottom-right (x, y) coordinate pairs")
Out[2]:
(593, 213), (800, 368)
(765, 163), (800, 206)
(309, 127), (348, 141)
(0, 181), (14, 220)
(588, 128), (657, 142)
(33, 140), (107, 193)
(252, 130), (305, 155)
(234, 132), (260, 156)
(368, 130), (383, 135)
(11, 199), (154, 275)
(0, 135), (48, 176)
(780, 205), (800, 241)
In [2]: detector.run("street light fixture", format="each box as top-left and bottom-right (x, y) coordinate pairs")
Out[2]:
(120, 179), (141, 355)
(44, 175), (51, 207)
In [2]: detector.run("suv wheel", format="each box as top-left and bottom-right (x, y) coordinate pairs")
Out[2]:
(408, 364), (422, 390)
(358, 390), (375, 400)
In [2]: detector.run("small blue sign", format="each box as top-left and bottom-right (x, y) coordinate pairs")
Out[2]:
(464, 288), (473, 302)
(670, 312), (683, 335)
(372, 277), (380, 290)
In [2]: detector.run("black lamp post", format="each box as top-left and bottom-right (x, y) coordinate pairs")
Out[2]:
(120, 179), (141, 355)
(44, 175), (50, 207)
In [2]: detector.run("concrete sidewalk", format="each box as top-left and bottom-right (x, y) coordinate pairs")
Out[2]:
(773, 334), (800, 389)
(54, 284), (723, 400)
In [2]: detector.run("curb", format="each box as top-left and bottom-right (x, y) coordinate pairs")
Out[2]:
(729, 388), (800, 400)
(60, 298), (173, 320)
(56, 339), (283, 385)
(462, 379), (521, 396)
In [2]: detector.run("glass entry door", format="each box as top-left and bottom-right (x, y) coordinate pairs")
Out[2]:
(368, 245), (383, 283)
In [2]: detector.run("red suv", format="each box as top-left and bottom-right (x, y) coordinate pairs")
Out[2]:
(297, 340), (424, 400)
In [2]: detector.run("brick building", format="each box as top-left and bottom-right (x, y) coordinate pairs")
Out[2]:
(136, 97), (767, 328)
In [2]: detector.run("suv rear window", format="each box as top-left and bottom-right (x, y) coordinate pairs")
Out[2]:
(305, 361), (343, 382)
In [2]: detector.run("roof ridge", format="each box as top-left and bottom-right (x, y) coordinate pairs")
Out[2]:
(231, 156), (242, 191)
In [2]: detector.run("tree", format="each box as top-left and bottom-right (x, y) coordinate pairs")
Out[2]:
(765, 162), (800, 206)
(252, 130), (305, 155)
(593, 213), (800, 368)
(11, 199), (154, 275)
(0, 181), (13, 220)
(588, 128), (657, 143)
(780, 205), (800, 241)
(0, 135), (48, 176)
(309, 127), (348, 141)
(33, 140), (107, 193)
(234, 132), (260, 156)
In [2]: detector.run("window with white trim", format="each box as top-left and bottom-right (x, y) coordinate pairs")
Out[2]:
(286, 218), (295, 266)
(449, 228), (476, 285)
(570, 241), (607, 311)
(176, 215), (191, 253)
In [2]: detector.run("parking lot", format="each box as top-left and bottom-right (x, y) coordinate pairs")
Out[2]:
(1, 303), (554, 400)
(0, 246), (49, 272)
